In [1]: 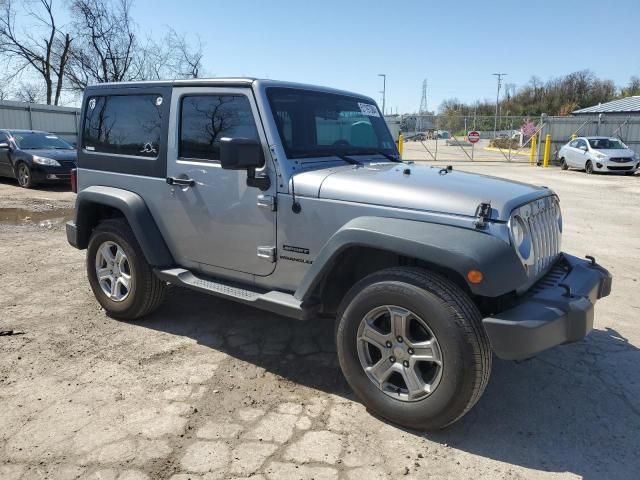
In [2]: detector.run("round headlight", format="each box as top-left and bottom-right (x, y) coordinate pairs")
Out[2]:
(510, 215), (532, 260)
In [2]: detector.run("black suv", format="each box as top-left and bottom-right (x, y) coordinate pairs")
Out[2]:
(0, 129), (77, 188)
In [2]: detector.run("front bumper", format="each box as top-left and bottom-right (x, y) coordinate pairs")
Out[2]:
(483, 253), (612, 360)
(30, 163), (75, 183)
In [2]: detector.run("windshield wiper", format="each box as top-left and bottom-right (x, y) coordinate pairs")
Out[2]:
(335, 154), (363, 166)
(343, 150), (401, 163)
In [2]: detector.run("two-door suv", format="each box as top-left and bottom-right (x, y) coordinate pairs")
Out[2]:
(67, 79), (611, 430)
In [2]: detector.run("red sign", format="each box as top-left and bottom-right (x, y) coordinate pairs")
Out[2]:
(468, 131), (480, 143)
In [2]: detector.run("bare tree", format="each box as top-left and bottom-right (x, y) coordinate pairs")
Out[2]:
(15, 81), (44, 103)
(164, 28), (204, 79)
(0, 0), (72, 105)
(67, 0), (204, 90)
(66, 0), (138, 90)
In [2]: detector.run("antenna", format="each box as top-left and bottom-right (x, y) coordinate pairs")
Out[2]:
(417, 79), (428, 132)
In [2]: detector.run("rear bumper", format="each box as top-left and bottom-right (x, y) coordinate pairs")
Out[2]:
(483, 253), (612, 360)
(66, 221), (79, 248)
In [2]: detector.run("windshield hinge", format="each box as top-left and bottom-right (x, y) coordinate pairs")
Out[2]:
(474, 201), (492, 229)
(257, 194), (276, 211)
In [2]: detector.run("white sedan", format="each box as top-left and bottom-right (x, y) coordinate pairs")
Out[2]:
(558, 136), (639, 175)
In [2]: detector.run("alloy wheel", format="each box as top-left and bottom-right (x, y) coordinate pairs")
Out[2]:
(17, 164), (30, 186)
(95, 241), (133, 302)
(356, 305), (443, 402)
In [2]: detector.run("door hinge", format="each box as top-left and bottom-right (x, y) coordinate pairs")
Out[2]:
(257, 246), (276, 263)
(257, 194), (276, 211)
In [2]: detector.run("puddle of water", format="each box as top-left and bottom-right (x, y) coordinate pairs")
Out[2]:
(0, 208), (74, 227)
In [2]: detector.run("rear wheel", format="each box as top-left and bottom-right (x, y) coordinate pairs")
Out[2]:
(585, 160), (594, 174)
(16, 162), (34, 188)
(336, 267), (492, 430)
(87, 218), (166, 320)
(560, 158), (568, 170)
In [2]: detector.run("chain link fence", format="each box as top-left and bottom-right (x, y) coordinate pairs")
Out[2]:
(398, 113), (640, 164)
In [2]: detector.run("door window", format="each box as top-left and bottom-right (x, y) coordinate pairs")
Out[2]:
(83, 95), (163, 158)
(179, 95), (259, 162)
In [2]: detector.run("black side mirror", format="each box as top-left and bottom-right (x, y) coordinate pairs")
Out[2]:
(219, 137), (270, 191)
(220, 137), (264, 170)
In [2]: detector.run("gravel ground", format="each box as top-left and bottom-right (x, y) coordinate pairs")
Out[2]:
(1, 166), (639, 480)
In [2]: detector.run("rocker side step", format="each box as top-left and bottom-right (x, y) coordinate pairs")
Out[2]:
(154, 268), (309, 320)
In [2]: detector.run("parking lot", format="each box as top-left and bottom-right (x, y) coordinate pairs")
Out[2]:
(1, 164), (639, 480)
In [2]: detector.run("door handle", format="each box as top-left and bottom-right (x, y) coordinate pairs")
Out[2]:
(166, 177), (195, 187)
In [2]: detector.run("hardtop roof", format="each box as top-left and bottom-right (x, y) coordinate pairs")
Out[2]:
(83, 78), (375, 102)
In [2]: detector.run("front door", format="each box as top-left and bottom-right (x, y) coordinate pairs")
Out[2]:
(163, 87), (277, 277)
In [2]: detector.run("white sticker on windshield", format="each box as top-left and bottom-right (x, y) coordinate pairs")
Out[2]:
(46, 135), (59, 139)
(358, 102), (380, 117)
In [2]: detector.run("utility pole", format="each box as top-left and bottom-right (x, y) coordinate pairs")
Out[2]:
(492, 73), (507, 138)
(378, 74), (386, 115)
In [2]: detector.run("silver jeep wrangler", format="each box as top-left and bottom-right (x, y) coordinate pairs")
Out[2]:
(67, 78), (612, 430)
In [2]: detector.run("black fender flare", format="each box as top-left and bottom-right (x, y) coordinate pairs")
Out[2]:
(71, 186), (174, 267)
(294, 216), (527, 300)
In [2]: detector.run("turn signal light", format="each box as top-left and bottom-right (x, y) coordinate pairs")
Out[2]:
(467, 270), (484, 284)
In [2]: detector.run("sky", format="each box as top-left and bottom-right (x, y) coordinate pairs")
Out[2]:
(14, 0), (640, 112)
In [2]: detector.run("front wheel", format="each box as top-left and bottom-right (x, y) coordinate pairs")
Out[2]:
(585, 160), (594, 174)
(560, 158), (568, 170)
(336, 267), (492, 430)
(16, 162), (34, 188)
(87, 218), (166, 320)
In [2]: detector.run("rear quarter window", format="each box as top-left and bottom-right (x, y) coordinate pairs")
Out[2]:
(83, 94), (163, 158)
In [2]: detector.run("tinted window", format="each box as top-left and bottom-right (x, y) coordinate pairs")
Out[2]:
(569, 140), (578, 148)
(179, 95), (259, 161)
(0, 132), (8, 142)
(83, 95), (163, 157)
(267, 88), (396, 159)
(11, 132), (72, 150)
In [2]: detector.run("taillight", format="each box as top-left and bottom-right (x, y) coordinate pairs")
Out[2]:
(70, 168), (77, 193)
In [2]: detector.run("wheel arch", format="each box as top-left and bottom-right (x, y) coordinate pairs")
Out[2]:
(294, 216), (527, 311)
(73, 186), (174, 267)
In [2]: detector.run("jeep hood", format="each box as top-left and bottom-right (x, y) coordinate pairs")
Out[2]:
(291, 162), (552, 220)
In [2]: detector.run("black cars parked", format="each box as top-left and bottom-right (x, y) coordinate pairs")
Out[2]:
(0, 129), (77, 188)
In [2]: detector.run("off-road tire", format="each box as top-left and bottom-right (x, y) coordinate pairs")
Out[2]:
(16, 162), (34, 188)
(336, 267), (492, 430)
(560, 158), (568, 170)
(87, 218), (166, 320)
(585, 160), (594, 174)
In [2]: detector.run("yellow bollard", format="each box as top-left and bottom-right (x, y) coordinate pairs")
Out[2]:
(529, 134), (537, 166)
(543, 134), (551, 167)
(398, 132), (404, 159)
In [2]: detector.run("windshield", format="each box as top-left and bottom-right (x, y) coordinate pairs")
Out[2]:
(11, 132), (73, 150)
(267, 87), (397, 159)
(588, 138), (626, 150)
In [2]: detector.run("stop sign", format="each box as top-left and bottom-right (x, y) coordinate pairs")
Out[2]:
(468, 131), (480, 143)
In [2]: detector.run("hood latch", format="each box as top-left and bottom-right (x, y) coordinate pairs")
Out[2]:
(474, 201), (492, 229)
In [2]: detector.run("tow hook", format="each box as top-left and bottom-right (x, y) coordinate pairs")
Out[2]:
(585, 255), (596, 266)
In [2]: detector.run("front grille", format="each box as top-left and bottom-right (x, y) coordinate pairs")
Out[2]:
(609, 157), (633, 163)
(511, 196), (562, 279)
(607, 166), (634, 171)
